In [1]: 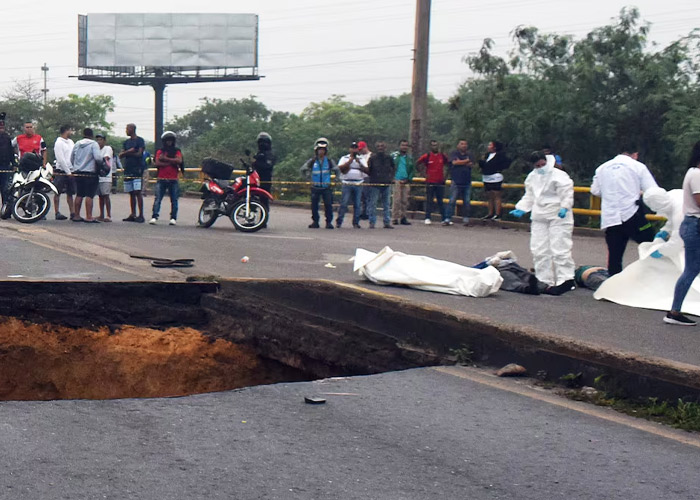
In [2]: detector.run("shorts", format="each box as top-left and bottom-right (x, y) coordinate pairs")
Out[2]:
(98, 182), (111, 196)
(75, 173), (99, 198)
(484, 181), (502, 192)
(54, 172), (77, 195)
(124, 178), (143, 192)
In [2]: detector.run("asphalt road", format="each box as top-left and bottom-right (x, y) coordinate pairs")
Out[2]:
(0, 194), (694, 367)
(1, 367), (699, 500)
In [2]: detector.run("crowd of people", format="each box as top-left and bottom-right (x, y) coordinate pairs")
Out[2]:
(3, 116), (700, 326)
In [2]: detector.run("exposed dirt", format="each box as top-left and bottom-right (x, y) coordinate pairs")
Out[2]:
(0, 317), (303, 401)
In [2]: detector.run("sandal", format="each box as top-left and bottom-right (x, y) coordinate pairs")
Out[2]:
(72, 217), (85, 222)
(84, 219), (100, 224)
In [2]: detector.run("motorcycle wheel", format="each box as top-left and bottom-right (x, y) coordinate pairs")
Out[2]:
(230, 198), (268, 232)
(12, 192), (50, 223)
(197, 198), (219, 228)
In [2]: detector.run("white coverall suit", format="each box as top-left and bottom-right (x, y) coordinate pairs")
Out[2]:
(515, 155), (575, 286)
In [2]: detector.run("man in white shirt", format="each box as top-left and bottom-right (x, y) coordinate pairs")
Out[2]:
(336, 142), (368, 229)
(96, 133), (114, 222)
(52, 125), (75, 220)
(590, 143), (658, 275)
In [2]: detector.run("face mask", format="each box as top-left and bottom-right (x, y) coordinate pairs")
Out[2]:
(535, 167), (546, 175)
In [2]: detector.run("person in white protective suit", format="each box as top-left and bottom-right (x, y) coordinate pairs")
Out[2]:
(509, 151), (576, 295)
(642, 187), (684, 260)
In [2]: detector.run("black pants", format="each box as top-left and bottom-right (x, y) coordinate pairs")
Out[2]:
(311, 187), (333, 224)
(258, 171), (272, 197)
(425, 183), (445, 220)
(605, 209), (655, 275)
(0, 171), (11, 206)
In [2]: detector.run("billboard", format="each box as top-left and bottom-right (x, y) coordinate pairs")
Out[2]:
(79, 13), (258, 70)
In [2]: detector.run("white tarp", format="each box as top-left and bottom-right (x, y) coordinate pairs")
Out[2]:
(594, 241), (700, 315)
(353, 247), (503, 297)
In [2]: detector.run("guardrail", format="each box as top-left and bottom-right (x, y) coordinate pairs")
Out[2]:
(132, 168), (664, 222)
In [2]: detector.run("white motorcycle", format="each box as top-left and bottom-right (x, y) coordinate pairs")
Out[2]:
(1, 153), (58, 223)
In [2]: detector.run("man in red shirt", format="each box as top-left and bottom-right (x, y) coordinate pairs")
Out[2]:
(417, 140), (449, 225)
(12, 122), (47, 164)
(149, 131), (183, 225)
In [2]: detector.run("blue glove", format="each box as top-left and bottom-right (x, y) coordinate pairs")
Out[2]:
(558, 208), (568, 218)
(509, 209), (526, 218)
(650, 250), (663, 259)
(655, 230), (670, 241)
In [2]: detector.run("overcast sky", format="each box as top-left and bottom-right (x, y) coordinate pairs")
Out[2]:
(1, 0), (699, 141)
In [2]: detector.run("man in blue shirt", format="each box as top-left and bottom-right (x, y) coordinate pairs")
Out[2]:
(118, 123), (146, 222)
(445, 139), (475, 226)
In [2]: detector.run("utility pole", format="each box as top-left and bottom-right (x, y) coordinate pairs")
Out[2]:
(41, 63), (49, 105)
(409, 0), (431, 158)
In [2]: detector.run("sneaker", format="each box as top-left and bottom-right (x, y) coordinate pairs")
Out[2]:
(383, 223), (394, 229)
(352, 223), (361, 229)
(134, 216), (145, 223)
(149, 217), (157, 225)
(308, 222), (320, 229)
(336, 222), (342, 229)
(55, 212), (68, 221)
(400, 218), (411, 226)
(424, 219), (432, 225)
(169, 219), (177, 226)
(369, 223), (375, 229)
(123, 214), (136, 222)
(664, 312), (697, 326)
(442, 220), (453, 226)
(325, 222), (334, 229)
(392, 219), (399, 225)
(559, 279), (576, 292)
(491, 214), (500, 220)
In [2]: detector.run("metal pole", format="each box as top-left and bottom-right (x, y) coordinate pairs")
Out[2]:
(153, 81), (166, 148)
(409, 0), (431, 158)
(41, 63), (49, 105)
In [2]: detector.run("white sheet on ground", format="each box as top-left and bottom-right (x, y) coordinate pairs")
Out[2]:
(353, 246), (503, 297)
(593, 241), (700, 316)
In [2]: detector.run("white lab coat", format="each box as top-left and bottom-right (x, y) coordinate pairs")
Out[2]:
(515, 156), (575, 286)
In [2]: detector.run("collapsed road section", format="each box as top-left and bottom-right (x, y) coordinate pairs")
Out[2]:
(0, 280), (699, 402)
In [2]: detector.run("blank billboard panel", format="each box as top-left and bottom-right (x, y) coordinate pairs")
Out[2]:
(82, 13), (258, 69)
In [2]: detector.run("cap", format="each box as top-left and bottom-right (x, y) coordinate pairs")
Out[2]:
(350, 142), (359, 148)
(95, 133), (105, 139)
(357, 140), (368, 149)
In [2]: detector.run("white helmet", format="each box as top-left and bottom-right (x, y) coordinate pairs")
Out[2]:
(161, 130), (176, 141)
(314, 137), (329, 150)
(257, 132), (272, 142)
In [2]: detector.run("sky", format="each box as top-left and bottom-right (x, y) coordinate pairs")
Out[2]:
(1, 0), (699, 142)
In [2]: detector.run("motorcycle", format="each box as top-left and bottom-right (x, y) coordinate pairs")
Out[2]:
(1, 153), (58, 223)
(197, 151), (272, 232)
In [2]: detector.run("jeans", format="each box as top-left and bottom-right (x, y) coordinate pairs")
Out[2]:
(337, 183), (363, 226)
(672, 216), (700, 311)
(447, 183), (471, 222)
(0, 171), (12, 206)
(369, 186), (392, 226)
(152, 179), (180, 219)
(425, 183), (445, 220)
(310, 187), (333, 224)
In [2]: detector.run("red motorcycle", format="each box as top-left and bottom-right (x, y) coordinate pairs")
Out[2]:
(197, 153), (272, 232)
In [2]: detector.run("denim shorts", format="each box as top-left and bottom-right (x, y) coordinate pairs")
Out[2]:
(124, 179), (142, 192)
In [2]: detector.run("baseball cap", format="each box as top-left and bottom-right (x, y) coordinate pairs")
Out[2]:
(357, 141), (367, 149)
(95, 133), (106, 139)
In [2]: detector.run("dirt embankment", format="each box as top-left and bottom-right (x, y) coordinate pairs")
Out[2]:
(0, 317), (299, 401)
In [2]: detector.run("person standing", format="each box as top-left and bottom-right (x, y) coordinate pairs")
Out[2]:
(510, 152), (576, 294)
(0, 114), (15, 218)
(367, 141), (395, 229)
(253, 132), (275, 195)
(665, 141), (700, 326)
(336, 142), (368, 229)
(96, 133), (114, 222)
(118, 123), (146, 223)
(300, 138), (340, 229)
(416, 140), (449, 225)
(478, 140), (510, 220)
(53, 125), (76, 220)
(590, 142), (658, 276)
(391, 139), (415, 225)
(149, 131), (184, 225)
(70, 128), (102, 223)
(13, 121), (47, 164)
(357, 140), (372, 220)
(445, 139), (475, 226)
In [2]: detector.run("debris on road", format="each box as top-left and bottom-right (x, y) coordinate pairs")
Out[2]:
(496, 363), (527, 377)
(304, 396), (327, 405)
(241, 256), (249, 263)
(324, 263), (337, 269)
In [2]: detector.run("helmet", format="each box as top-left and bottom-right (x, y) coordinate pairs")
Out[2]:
(161, 130), (176, 141)
(314, 137), (329, 151)
(643, 187), (672, 216)
(257, 132), (272, 142)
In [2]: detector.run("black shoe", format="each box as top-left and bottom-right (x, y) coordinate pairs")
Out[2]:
(491, 214), (500, 220)
(55, 212), (68, 221)
(392, 219), (399, 225)
(353, 223), (361, 229)
(384, 223), (394, 229)
(359, 214), (369, 220)
(335, 222), (342, 229)
(525, 274), (541, 295)
(308, 222), (320, 228)
(400, 218), (411, 226)
(480, 214), (494, 220)
(558, 279), (576, 293)
(325, 222), (334, 229)
(123, 214), (136, 222)
(134, 216), (145, 223)
(664, 312), (697, 326)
